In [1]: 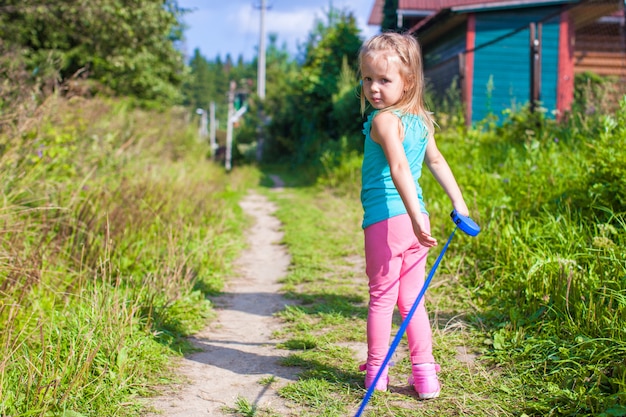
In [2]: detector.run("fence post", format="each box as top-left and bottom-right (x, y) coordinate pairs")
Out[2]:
(209, 102), (217, 160)
(197, 108), (208, 142)
(225, 80), (236, 171)
(530, 22), (542, 113)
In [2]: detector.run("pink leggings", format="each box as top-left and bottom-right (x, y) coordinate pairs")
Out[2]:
(364, 213), (435, 367)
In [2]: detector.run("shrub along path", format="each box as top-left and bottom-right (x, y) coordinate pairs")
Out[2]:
(146, 185), (300, 416)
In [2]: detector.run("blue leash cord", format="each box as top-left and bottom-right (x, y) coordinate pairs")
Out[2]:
(354, 226), (458, 417)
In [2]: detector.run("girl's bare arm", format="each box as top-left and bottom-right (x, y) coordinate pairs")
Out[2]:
(371, 112), (438, 247)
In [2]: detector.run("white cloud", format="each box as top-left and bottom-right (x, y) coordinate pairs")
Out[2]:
(179, 0), (380, 61)
(268, 9), (322, 35)
(235, 3), (378, 55)
(237, 6), (320, 36)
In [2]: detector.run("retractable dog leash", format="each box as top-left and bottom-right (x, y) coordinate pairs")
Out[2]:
(354, 210), (480, 417)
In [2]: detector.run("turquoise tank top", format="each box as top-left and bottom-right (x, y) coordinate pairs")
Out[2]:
(361, 110), (429, 229)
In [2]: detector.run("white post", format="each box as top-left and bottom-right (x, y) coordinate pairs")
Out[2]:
(258, 0), (266, 100)
(256, 0), (267, 161)
(209, 101), (217, 159)
(196, 108), (208, 142)
(225, 81), (236, 171)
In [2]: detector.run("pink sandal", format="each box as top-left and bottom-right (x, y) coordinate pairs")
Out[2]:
(408, 363), (441, 399)
(359, 363), (389, 391)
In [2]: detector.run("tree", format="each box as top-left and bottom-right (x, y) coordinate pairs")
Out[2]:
(0, 0), (186, 104)
(265, 6), (362, 163)
(251, 34), (300, 159)
(183, 49), (214, 110)
(381, 0), (399, 32)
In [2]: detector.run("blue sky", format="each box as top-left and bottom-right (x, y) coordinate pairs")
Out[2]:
(177, 0), (379, 62)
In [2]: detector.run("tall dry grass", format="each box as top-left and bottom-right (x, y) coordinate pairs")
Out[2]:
(0, 94), (256, 416)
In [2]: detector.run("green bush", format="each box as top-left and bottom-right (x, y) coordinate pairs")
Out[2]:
(585, 97), (626, 213)
(319, 94), (626, 416)
(0, 96), (252, 416)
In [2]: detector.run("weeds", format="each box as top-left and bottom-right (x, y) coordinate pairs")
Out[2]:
(226, 394), (283, 417)
(2, 66), (624, 417)
(0, 95), (252, 416)
(234, 396), (258, 416)
(265, 184), (516, 416)
(269, 92), (625, 415)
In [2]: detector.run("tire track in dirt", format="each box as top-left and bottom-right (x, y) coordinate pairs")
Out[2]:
(146, 184), (299, 416)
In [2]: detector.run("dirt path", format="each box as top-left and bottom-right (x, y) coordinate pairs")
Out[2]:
(146, 183), (299, 416)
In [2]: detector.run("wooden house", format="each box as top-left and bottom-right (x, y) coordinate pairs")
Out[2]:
(368, 0), (626, 124)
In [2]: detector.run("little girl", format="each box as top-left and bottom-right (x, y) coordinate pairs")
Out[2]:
(358, 32), (470, 399)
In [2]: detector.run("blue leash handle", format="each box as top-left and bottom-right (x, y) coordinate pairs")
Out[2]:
(354, 227), (458, 417)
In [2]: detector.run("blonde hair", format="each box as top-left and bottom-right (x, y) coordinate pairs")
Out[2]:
(358, 32), (435, 139)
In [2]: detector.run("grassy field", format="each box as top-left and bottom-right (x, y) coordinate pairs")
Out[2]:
(1, 93), (624, 416)
(257, 99), (626, 416)
(0, 96), (258, 416)
(257, 178), (520, 416)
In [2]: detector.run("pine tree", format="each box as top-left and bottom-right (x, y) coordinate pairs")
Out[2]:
(381, 0), (399, 32)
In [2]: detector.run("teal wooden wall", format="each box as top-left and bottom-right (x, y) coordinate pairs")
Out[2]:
(423, 25), (466, 96)
(472, 7), (561, 123)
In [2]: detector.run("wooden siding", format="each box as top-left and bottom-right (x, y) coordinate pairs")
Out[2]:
(471, 8), (561, 122)
(425, 55), (462, 96)
(423, 24), (466, 97)
(574, 51), (626, 76)
(574, 23), (626, 77)
(423, 24), (467, 66)
(465, 14), (477, 125)
(402, 0), (518, 9)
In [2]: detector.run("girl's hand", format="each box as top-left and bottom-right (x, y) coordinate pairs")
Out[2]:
(453, 202), (470, 217)
(412, 216), (438, 247)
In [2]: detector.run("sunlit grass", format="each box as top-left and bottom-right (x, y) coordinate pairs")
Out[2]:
(2, 90), (624, 416)
(266, 99), (626, 416)
(0, 96), (255, 416)
(263, 180), (519, 416)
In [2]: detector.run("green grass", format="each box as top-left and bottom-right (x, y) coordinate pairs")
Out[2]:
(259, 98), (626, 416)
(225, 394), (283, 417)
(2, 91), (624, 416)
(259, 181), (518, 416)
(0, 96), (257, 416)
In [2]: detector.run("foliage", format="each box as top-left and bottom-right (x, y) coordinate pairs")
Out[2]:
(585, 99), (626, 213)
(0, 96), (254, 416)
(177, 5), (365, 168)
(381, 0), (400, 32)
(233, 34), (299, 162)
(313, 91), (626, 415)
(0, 0), (186, 105)
(180, 35), (293, 166)
(573, 71), (625, 117)
(182, 49), (221, 113)
(428, 76), (466, 130)
(317, 136), (362, 197)
(181, 49), (255, 121)
(264, 6), (363, 165)
(428, 103), (625, 415)
(331, 56), (364, 151)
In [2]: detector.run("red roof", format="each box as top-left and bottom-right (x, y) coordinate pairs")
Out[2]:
(367, 0), (382, 26)
(402, 0), (513, 7)
(368, 0), (526, 25)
